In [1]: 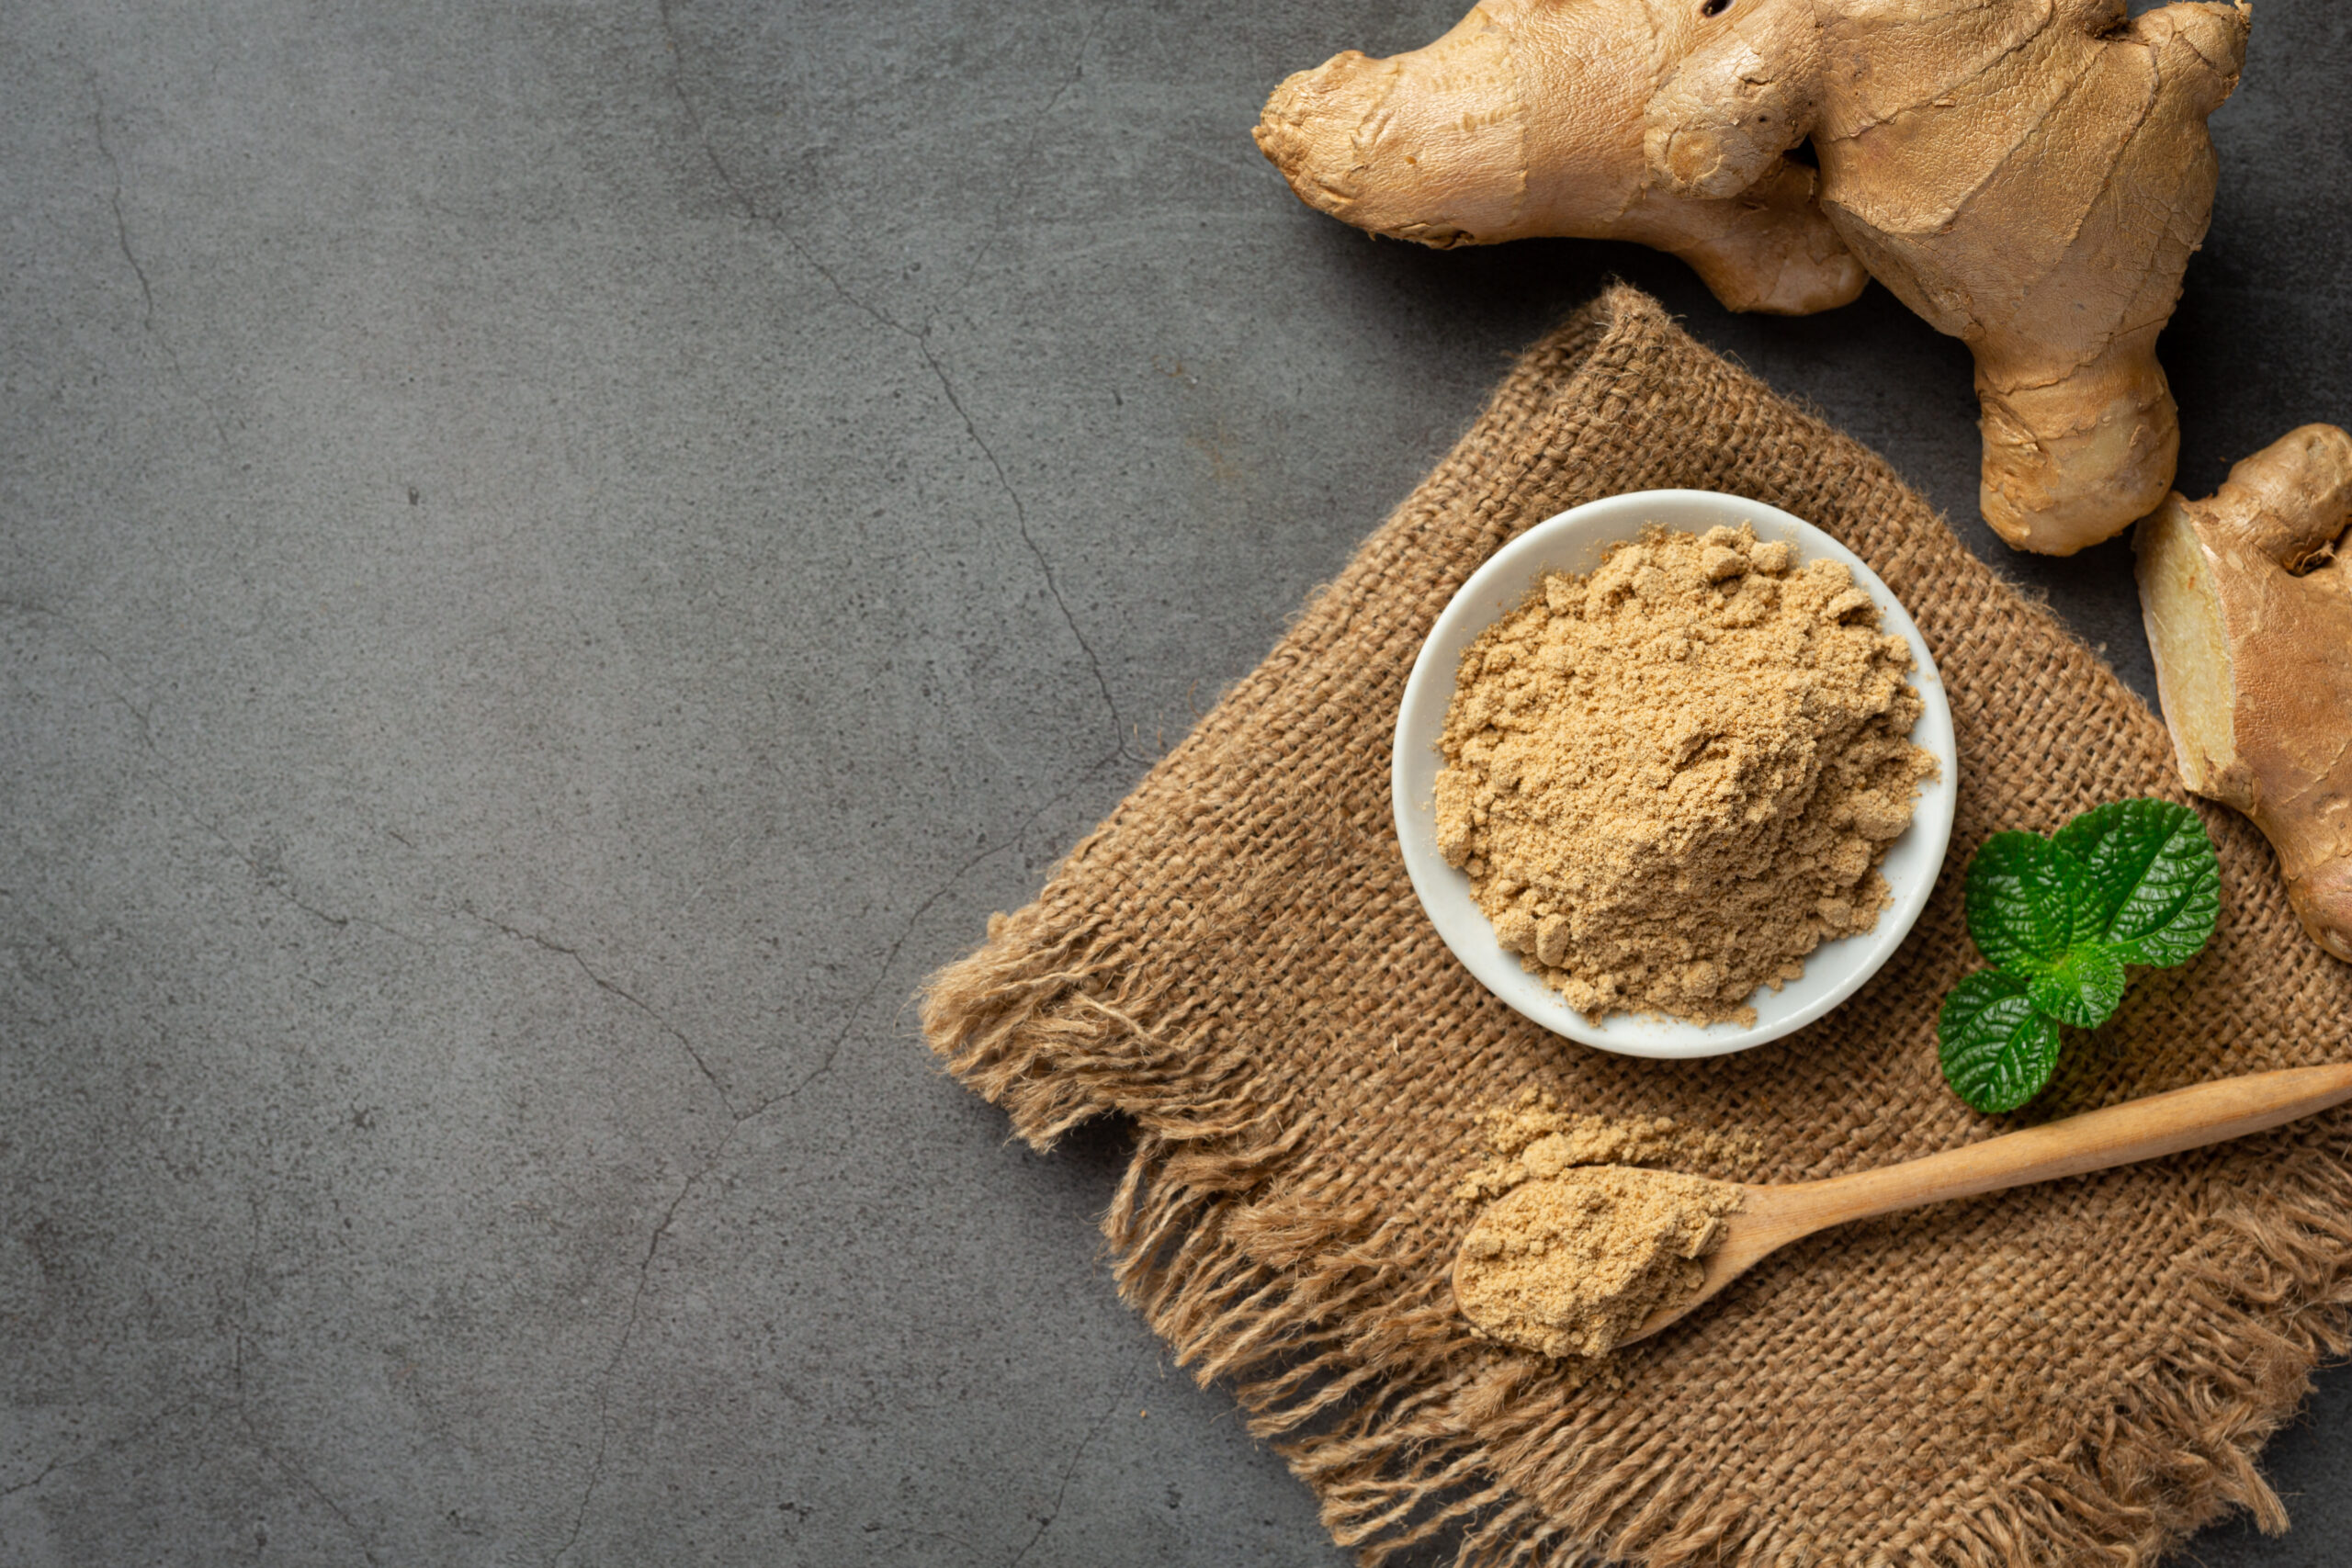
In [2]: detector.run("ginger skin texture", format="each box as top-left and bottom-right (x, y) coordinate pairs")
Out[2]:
(1256, 0), (2248, 556)
(2137, 426), (2352, 964)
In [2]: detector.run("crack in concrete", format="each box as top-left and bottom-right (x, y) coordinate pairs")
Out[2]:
(461, 908), (741, 1118)
(223, 841), (357, 929)
(952, 0), (1117, 303)
(87, 73), (233, 458)
(796, 748), (1125, 1101)
(1005, 1376), (1130, 1568)
(653, 0), (913, 340)
(24, 604), (162, 753)
(651, 0), (1130, 761)
(906, 0), (1129, 758)
(231, 1213), (383, 1568)
(0, 1453), (63, 1501)
(546, 1151), (715, 1568)
(527, 941), (872, 1563)
(7, 604), (420, 949)
(177, 803), (424, 948)
(525, 752), (1127, 1561)
(0, 1395), (215, 1513)
(175, 782), (421, 949)
(915, 334), (1130, 758)
(93, 105), (154, 332)
(232, 1337), (382, 1564)
(793, 831), (1012, 1103)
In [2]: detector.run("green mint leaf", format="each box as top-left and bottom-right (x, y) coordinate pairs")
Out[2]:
(1938, 969), (2064, 1113)
(1965, 831), (2079, 975)
(2024, 945), (2128, 1029)
(2050, 798), (2220, 968)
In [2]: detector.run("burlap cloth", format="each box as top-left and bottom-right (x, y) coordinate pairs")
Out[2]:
(922, 287), (2352, 1567)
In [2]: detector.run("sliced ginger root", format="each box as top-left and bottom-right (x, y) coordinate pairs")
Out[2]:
(1256, 0), (2248, 555)
(2137, 425), (2352, 962)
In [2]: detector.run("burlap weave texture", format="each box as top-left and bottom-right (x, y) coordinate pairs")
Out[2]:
(922, 288), (2352, 1567)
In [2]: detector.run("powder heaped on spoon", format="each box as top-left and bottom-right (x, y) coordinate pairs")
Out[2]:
(1453, 1166), (1746, 1358)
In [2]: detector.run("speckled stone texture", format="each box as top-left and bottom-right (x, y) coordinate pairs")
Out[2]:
(1, 0), (2346, 1563)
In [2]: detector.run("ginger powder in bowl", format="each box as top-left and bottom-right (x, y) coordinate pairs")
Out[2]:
(1393, 491), (1959, 1058)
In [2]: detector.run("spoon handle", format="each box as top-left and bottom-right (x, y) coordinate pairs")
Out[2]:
(1782, 1064), (2352, 1233)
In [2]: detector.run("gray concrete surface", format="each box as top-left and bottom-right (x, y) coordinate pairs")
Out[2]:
(2, 0), (2346, 1562)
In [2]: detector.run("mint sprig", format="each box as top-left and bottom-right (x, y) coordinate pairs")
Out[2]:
(1938, 799), (2219, 1114)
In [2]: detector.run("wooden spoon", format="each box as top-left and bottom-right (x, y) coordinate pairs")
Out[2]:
(1619, 1063), (2352, 1348)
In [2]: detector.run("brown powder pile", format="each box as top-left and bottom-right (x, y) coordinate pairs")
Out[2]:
(1453, 1092), (1762, 1203)
(1450, 1095), (1762, 1357)
(1453, 1168), (1747, 1358)
(1433, 523), (1939, 1024)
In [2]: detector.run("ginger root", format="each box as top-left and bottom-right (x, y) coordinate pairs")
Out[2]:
(1252, 0), (1868, 317)
(1256, 0), (2249, 556)
(2136, 426), (2352, 962)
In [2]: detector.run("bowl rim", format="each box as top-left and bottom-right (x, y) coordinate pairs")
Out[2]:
(1389, 488), (1960, 1059)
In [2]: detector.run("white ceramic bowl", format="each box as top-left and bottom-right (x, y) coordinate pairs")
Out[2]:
(1391, 489), (1959, 1059)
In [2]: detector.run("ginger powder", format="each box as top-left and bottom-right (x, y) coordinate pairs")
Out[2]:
(1453, 1167), (1745, 1358)
(1433, 524), (1937, 1025)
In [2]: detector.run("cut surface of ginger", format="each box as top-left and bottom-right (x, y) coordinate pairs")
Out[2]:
(2137, 498), (2240, 800)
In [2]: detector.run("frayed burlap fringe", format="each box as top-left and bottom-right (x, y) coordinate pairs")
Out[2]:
(921, 287), (2352, 1567)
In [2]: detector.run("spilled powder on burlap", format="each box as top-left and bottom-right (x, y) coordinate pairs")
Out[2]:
(1435, 523), (1937, 1023)
(922, 288), (2352, 1568)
